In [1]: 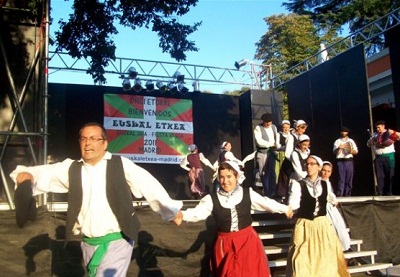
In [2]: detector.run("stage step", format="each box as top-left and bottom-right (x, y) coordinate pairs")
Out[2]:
(348, 262), (393, 274)
(269, 258), (287, 267)
(264, 244), (289, 255)
(252, 219), (296, 227)
(344, 250), (377, 260)
(350, 239), (363, 251)
(252, 209), (389, 277)
(258, 230), (292, 240)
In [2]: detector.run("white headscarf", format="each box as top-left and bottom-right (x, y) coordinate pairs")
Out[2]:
(219, 160), (246, 185)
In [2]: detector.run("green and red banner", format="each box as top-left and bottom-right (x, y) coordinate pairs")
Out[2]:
(104, 94), (193, 164)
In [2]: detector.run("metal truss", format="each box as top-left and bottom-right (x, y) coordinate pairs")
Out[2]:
(0, 1), (50, 209)
(271, 7), (400, 89)
(48, 51), (271, 90)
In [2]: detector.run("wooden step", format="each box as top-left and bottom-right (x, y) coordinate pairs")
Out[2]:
(348, 262), (393, 274)
(252, 219), (296, 227)
(349, 239), (363, 251)
(269, 258), (287, 267)
(264, 244), (289, 254)
(258, 230), (292, 240)
(344, 250), (377, 260)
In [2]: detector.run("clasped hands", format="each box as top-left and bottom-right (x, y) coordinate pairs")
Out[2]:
(172, 211), (183, 226)
(286, 206), (294, 219)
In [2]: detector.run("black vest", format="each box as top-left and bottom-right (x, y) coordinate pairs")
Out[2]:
(66, 155), (140, 241)
(211, 187), (253, 232)
(218, 150), (227, 164)
(297, 180), (328, 220)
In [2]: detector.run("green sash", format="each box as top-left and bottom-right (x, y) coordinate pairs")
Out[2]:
(82, 232), (123, 277)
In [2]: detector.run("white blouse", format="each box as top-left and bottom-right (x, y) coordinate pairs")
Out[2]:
(182, 186), (289, 223)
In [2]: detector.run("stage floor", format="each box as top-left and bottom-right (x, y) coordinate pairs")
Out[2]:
(0, 204), (216, 277)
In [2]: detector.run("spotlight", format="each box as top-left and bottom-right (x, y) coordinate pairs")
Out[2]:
(168, 81), (177, 93)
(173, 71), (185, 82)
(156, 80), (167, 93)
(192, 81), (200, 92)
(177, 83), (189, 94)
(122, 78), (131, 91)
(128, 67), (138, 79)
(234, 59), (249, 70)
(133, 78), (142, 92)
(145, 80), (155, 92)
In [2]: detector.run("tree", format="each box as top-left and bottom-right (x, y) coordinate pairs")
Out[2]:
(255, 14), (340, 119)
(54, 0), (201, 83)
(255, 14), (323, 76)
(283, 0), (400, 46)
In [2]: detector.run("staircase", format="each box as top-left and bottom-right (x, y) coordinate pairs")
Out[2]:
(251, 211), (393, 277)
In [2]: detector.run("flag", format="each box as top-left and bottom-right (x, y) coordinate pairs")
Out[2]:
(104, 94), (193, 164)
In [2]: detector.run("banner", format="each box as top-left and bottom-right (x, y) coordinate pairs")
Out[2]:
(104, 94), (193, 164)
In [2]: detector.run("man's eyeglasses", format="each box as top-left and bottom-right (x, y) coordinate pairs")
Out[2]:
(79, 137), (104, 143)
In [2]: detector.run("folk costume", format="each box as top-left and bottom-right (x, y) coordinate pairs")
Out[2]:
(287, 157), (350, 277)
(11, 152), (182, 277)
(181, 161), (289, 277)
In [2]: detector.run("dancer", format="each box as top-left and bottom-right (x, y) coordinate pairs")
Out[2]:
(321, 161), (351, 251)
(174, 161), (293, 277)
(180, 144), (215, 199)
(276, 120), (308, 203)
(253, 112), (280, 197)
(10, 122), (182, 277)
(286, 155), (350, 277)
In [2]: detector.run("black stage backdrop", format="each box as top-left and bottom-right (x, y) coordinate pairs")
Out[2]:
(285, 44), (375, 196)
(341, 200), (400, 265)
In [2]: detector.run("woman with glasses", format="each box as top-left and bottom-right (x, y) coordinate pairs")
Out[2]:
(286, 155), (350, 277)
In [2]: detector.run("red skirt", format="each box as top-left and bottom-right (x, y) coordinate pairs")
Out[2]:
(212, 225), (271, 277)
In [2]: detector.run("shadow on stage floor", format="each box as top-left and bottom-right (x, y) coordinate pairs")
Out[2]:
(0, 205), (217, 277)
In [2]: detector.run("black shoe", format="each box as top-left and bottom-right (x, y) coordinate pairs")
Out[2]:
(14, 180), (36, 228)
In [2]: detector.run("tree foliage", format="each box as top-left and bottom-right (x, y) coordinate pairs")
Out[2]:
(255, 14), (323, 75)
(283, 0), (400, 37)
(55, 0), (201, 83)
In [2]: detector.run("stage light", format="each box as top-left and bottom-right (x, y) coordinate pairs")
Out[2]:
(177, 83), (189, 94)
(122, 78), (131, 91)
(156, 80), (167, 92)
(167, 81), (177, 93)
(173, 71), (185, 82)
(128, 67), (138, 79)
(133, 78), (142, 92)
(146, 80), (155, 92)
(234, 59), (249, 70)
(192, 81), (200, 91)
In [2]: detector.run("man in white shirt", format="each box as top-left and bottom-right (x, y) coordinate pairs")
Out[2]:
(10, 122), (182, 277)
(253, 113), (280, 197)
(333, 126), (358, 196)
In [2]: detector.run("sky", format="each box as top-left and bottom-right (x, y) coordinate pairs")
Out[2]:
(48, 0), (289, 93)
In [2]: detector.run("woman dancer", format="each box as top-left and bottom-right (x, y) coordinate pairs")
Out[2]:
(174, 161), (293, 277)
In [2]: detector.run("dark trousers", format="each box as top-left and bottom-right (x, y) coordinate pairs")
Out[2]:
(336, 160), (354, 196)
(256, 151), (277, 197)
(374, 154), (395, 195)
